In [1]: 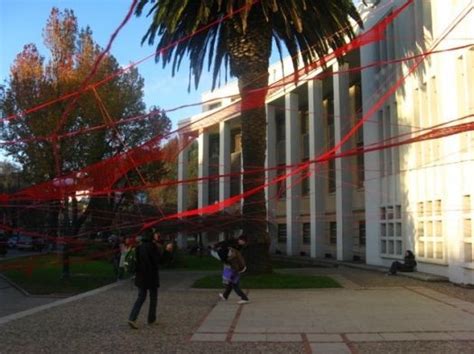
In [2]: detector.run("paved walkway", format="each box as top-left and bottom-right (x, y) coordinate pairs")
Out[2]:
(192, 285), (474, 353)
(0, 268), (473, 353)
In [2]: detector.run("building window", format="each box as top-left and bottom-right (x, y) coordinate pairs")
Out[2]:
(208, 180), (219, 205)
(378, 110), (385, 177)
(378, 102), (400, 176)
(434, 200), (442, 216)
(231, 129), (241, 153)
(359, 221), (366, 246)
(276, 113), (286, 142)
(207, 101), (222, 110)
(429, 76), (441, 162)
(329, 222), (337, 245)
(417, 202), (424, 217)
(277, 164), (286, 199)
(356, 125), (365, 188)
(328, 159), (335, 193)
(463, 195), (473, 263)
(464, 195), (472, 213)
(276, 112), (286, 165)
(300, 110), (309, 135)
(416, 199), (445, 263)
(302, 223), (310, 245)
(301, 110), (309, 160)
(230, 131), (241, 198)
(277, 224), (287, 243)
(457, 50), (474, 154)
(325, 97), (335, 193)
(385, 106), (393, 175)
(380, 204), (402, 257)
(209, 134), (219, 162)
(301, 159), (310, 196)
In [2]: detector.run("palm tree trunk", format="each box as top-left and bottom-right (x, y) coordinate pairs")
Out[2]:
(225, 11), (272, 273)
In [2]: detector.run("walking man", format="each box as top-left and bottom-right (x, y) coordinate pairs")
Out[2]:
(128, 233), (173, 329)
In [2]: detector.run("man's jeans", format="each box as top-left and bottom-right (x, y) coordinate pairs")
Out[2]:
(129, 287), (158, 323)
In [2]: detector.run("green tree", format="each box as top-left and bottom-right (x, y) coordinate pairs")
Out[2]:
(0, 8), (171, 276)
(135, 0), (362, 273)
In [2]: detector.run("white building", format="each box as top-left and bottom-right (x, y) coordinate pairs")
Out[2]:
(177, 0), (474, 285)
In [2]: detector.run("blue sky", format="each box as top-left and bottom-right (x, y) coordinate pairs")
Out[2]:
(0, 0), (220, 127)
(0, 0), (362, 130)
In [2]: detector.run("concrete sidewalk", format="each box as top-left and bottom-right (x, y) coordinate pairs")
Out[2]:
(192, 286), (474, 353)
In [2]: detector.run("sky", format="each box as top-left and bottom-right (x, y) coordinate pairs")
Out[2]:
(0, 0), (223, 127)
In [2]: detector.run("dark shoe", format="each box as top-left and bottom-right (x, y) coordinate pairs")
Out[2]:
(128, 320), (138, 329)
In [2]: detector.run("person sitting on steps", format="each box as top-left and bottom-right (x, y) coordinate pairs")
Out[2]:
(388, 250), (417, 275)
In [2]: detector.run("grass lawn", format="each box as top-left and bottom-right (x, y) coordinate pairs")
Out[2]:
(0, 254), (116, 295)
(166, 254), (322, 271)
(165, 254), (222, 271)
(192, 272), (341, 289)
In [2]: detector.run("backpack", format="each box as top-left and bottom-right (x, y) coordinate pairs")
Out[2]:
(124, 247), (136, 274)
(227, 247), (246, 273)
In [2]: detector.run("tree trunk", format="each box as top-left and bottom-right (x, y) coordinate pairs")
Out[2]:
(225, 10), (273, 274)
(61, 197), (70, 279)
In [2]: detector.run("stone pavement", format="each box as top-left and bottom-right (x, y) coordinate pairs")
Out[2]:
(1, 268), (474, 353)
(192, 286), (474, 353)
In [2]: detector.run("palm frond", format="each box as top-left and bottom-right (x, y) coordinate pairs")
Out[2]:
(136, 0), (362, 90)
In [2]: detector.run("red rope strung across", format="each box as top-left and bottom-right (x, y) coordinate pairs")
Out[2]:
(1, 0), (473, 276)
(0, 0), (418, 206)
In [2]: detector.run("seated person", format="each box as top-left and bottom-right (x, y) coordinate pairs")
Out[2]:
(388, 250), (417, 275)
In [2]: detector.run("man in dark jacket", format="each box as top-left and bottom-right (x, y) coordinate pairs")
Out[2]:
(128, 233), (172, 329)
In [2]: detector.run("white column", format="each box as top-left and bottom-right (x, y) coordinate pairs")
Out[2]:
(219, 121), (231, 241)
(308, 79), (326, 258)
(285, 93), (301, 256)
(266, 104), (277, 253)
(441, 54), (466, 284)
(361, 44), (383, 266)
(198, 130), (209, 245)
(333, 62), (354, 261)
(177, 137), (189, 249)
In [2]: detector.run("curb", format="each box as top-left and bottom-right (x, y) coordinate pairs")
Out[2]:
(271, 255), (449, 282)
(0, 273), (31, 296)
(0, 273), (72, 298)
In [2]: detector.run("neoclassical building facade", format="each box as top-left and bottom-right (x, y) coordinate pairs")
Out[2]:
(176, 0), (474, 285)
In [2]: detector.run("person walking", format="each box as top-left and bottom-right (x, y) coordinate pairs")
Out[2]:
(117, 237), (130, 280)
(111, 235), (121, 279)
(128, 233), (173, 329)
(211, 235), (250, 304)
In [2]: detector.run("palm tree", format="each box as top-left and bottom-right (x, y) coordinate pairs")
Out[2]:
(135, 0), (362, 273)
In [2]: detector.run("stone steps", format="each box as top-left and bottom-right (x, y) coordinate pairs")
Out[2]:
(271, 255), (449, 282)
